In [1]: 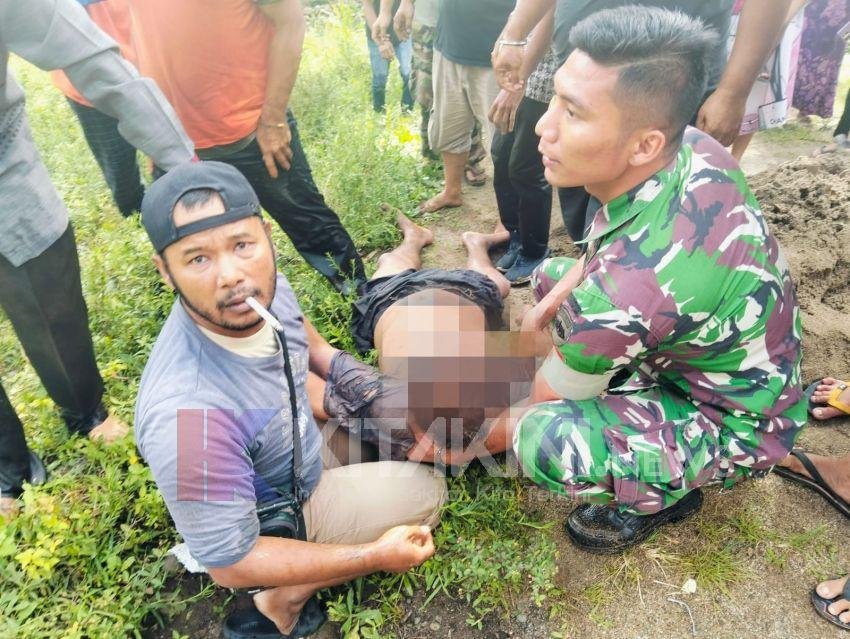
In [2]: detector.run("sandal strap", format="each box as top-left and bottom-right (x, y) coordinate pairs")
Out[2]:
(827, 384), (850, 416)
(842, 577), (850, 604)
(789, 450), (841, 504)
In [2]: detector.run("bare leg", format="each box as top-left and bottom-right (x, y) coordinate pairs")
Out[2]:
(461, 229), (511, 298)
(419, 151), (466, 213)
(371, 213), (434, 280)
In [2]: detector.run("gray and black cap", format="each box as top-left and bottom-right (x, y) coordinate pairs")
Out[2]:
(141, 161), (262, 253)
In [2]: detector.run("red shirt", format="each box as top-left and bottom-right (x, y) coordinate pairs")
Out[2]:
(126, 0), (275, 149)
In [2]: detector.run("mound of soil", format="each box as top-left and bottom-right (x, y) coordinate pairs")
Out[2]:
(749, 153), (850, 382)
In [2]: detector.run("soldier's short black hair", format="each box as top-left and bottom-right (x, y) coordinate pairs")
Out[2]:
(569, 5), (718, 147)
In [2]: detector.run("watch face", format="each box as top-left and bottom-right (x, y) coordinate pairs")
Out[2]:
(551, 307), (572, 346)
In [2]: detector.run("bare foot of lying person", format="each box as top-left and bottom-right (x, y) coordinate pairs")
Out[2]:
(396, 211), (434, 247)
(419, 189), (462, 213)
(809, 377), (850, 420)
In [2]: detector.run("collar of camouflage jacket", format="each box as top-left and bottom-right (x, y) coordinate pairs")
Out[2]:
(579, 144), (688, 246)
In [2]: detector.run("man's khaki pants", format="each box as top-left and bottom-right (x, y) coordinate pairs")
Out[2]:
(303, 425), (447, 544)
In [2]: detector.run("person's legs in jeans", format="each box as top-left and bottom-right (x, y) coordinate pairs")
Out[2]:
(67, 99), (145, 217)
(221, 112), (366, 294)
(367, 37), (391, 112)
(395, 38), (415, 111)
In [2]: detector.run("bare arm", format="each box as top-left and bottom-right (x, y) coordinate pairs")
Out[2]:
(492, 0), (557, 91)
(394, 0), (415, 41)
(372, 0), (396, 43)
(489, 8), (555, 133)
(209, 525), (434, 589)
(256, 0), (306, 177)
(696, 0), (793, 146)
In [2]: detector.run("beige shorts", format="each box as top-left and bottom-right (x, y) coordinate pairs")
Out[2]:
(428, 51), (498, 155)
(303, 426), (447, 544)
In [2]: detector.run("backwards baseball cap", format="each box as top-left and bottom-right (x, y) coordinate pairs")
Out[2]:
(141, 161), (262, 253)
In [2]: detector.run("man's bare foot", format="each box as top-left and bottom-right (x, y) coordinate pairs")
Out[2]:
(810, 377), (850, 420)
(253, 585), (312, 635)
(88, 414), (129, 443)
(815, 575), (850, 624)
(0, 497), (19, 523)
(461, 230), (510, 252)
(419, 190), (462, 213)
(777, 451), (850, 503)
(397, 213), (434, 247)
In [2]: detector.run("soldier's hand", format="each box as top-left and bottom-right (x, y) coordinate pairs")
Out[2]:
(393, 0), (414, 41)
(256, 119), (293, 178)
(374, 525), (435, 573)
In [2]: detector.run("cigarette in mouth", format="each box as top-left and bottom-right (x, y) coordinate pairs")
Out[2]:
(245, 296), (283, 332)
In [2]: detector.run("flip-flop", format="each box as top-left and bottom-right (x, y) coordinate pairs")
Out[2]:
(773, 449), (850, 520)
(805, 379), (850, 422)
(812, 576), (850, 631)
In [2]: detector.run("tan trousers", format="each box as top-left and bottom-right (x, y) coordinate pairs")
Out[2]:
(302, 426), (447, 544)
(428, 51), (498, 155)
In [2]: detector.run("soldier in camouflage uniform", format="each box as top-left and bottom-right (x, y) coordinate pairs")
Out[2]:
(412, 7), (806, 552)
(517, 124), (805, 513)
(514, 7), (806, 552)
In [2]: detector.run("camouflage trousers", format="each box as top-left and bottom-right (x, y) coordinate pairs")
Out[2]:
(513, 256), (734, 514)
(411, 22), (484, 161)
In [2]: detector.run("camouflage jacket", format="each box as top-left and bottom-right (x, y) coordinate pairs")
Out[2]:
(558, 127), (806, 473)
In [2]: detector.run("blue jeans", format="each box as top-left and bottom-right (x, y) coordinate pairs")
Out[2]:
(367, 36), (414, 112)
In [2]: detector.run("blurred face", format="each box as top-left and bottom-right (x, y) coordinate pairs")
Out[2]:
(536, 51), (636, 194)
(154, 196), (277, 336)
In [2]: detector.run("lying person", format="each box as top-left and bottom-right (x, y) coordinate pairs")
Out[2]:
(415, 6), (807, 553)
(314, 209), (538, 466)
(135, 161), (447, 639)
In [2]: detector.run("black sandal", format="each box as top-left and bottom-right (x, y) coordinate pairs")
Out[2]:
(773, 449), (850, 520)
(812, 576), (850, 631)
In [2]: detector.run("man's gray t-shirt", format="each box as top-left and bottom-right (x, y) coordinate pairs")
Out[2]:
(553, 0), (735, 91)
(135, 274), (323, 568)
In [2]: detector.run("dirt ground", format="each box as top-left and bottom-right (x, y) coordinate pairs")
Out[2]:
(146, 131), (850, 639)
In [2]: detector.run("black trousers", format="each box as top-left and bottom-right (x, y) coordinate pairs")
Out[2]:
(215, 111), (366, 294)
(0, 224), (105, 496)
(67, 98), (145, 217)
(491, 97), (552, 259)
